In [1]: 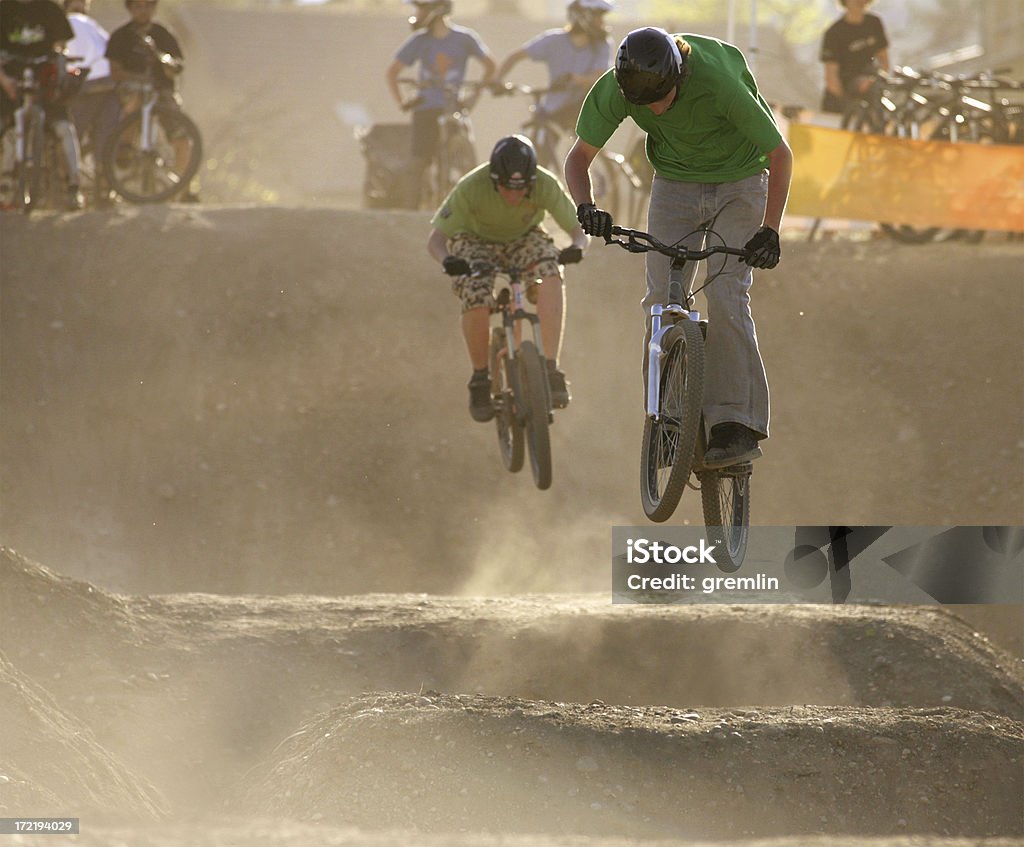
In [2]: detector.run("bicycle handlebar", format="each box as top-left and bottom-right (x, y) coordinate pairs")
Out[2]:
(604, 227), (750, 262)
(490, 75), (574, 100)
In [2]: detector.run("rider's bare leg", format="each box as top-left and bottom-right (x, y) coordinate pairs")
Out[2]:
(461, 305), (490, 370)
(536, 273), (565, 363)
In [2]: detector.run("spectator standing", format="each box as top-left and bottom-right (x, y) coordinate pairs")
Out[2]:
(493, 0), (613, 162)
(0, 0), (85, 209)
(820, 0), (890, 115)
(64, 0), (118, 202)
(385, 0), (495, 209)
(106, 0), (198, 200)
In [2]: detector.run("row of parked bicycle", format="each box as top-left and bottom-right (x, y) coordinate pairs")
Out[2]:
(0, 46), (202, 214)
(842, 65), (1023, 145)
(830, 64), (1022, 244)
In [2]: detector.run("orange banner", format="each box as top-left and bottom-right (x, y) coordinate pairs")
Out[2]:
(787, 124), (1024, 232)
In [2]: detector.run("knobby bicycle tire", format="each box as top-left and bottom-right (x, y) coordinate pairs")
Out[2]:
(16, 108), (46, 213)
(433, 127), (475, 206)
(103, 105), (203, 204)
(699, 466), (752, 572)
(489, 329), (524, 473)
(640, 321), (704, 522)
(518, 340), (552, 490)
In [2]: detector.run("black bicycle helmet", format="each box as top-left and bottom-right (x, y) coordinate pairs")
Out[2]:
(489, 135), (538, 190)
(614, 27), (685, 105)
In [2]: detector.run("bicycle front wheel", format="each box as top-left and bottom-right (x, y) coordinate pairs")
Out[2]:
(490, 329), (524, 473)
(16, 108), (46, 213)
(104, 105), (202, 204)
(699, 465), (751, 572)
(518, 340), (552, 491)
(640, 321), (704, 522)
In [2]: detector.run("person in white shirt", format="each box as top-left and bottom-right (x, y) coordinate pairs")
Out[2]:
(64, 0), (119, 201)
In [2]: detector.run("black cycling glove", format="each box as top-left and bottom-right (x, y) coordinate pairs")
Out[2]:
(577, 203), (613, 239)
(557, 246), (583, 265)
(442, 255), (471, 276)
(743, 226), (781, 269)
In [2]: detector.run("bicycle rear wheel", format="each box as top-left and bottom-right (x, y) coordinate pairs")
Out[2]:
(518, 340), (552, 490)
(104, 105), (202, 204)
(699, 465), (751, 572)
(640, 321), (704, 522)
(489, 329), (524, 473)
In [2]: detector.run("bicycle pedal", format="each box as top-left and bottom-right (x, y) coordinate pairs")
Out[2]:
(714, 461), (754, 476)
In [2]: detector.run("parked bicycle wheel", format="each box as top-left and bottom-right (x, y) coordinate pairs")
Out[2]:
(489, 329), (524, 473)
(699, 464), (751, 572)
(517, 340), (552, 490)
(640, 321), (704, 522)
(103, 105), (202, 204)
(12, 108), (47, 213)
(434, 126), (476, 204)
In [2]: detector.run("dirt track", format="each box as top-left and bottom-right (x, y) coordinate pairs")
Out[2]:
(1, 205), (1022, 846)
(1, 5), (1023, 841)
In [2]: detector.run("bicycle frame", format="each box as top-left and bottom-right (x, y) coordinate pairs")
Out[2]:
(646, 257), (700, 419)
(493, 270), (546, 371)
(3, 53), (61, 211)
(12, 68), (38, 172)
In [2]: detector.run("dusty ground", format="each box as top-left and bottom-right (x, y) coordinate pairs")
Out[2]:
(0, 548), (1021, 845)
(0, 207), (1022, 846)
(1, 6), (1023, 846)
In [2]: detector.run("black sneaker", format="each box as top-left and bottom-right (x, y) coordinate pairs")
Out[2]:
(702, 422), (762, 469)
(547, 364), (571, 409)
(467, 372), (494, 423)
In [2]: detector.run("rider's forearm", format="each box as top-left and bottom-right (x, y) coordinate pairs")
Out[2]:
(824, 62), (843, 98)
(478, 54), (497, 85)
(763, 139), (793, 233)
(564, 140), (599, 207)
(569, 226), (588, 251)
(427, 229), (450, 264)
(385, 60), (405, 106)
(494, 51), (521, 84)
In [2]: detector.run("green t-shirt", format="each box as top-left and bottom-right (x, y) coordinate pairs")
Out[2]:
(576, 34), (782, 183)
(430, 163), (579, 242)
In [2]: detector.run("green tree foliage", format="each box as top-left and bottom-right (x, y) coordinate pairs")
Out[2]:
(645, 0), (829, 46)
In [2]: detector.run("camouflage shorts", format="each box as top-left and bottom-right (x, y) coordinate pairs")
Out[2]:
(448, 228), (561, 313)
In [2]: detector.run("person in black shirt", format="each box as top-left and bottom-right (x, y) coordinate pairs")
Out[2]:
(0, 0), (85, 208)
(105, 0), (197, 200)
(819, 0), (890, 115)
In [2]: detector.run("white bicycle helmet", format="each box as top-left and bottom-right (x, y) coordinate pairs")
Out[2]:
(568, 0), (613, 37)
(405, 0), (452, 31)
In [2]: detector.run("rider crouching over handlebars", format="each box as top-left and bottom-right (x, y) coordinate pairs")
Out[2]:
(427, 135), (588, 423)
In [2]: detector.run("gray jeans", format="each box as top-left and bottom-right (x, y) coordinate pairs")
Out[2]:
(643, 171), (770, 439)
